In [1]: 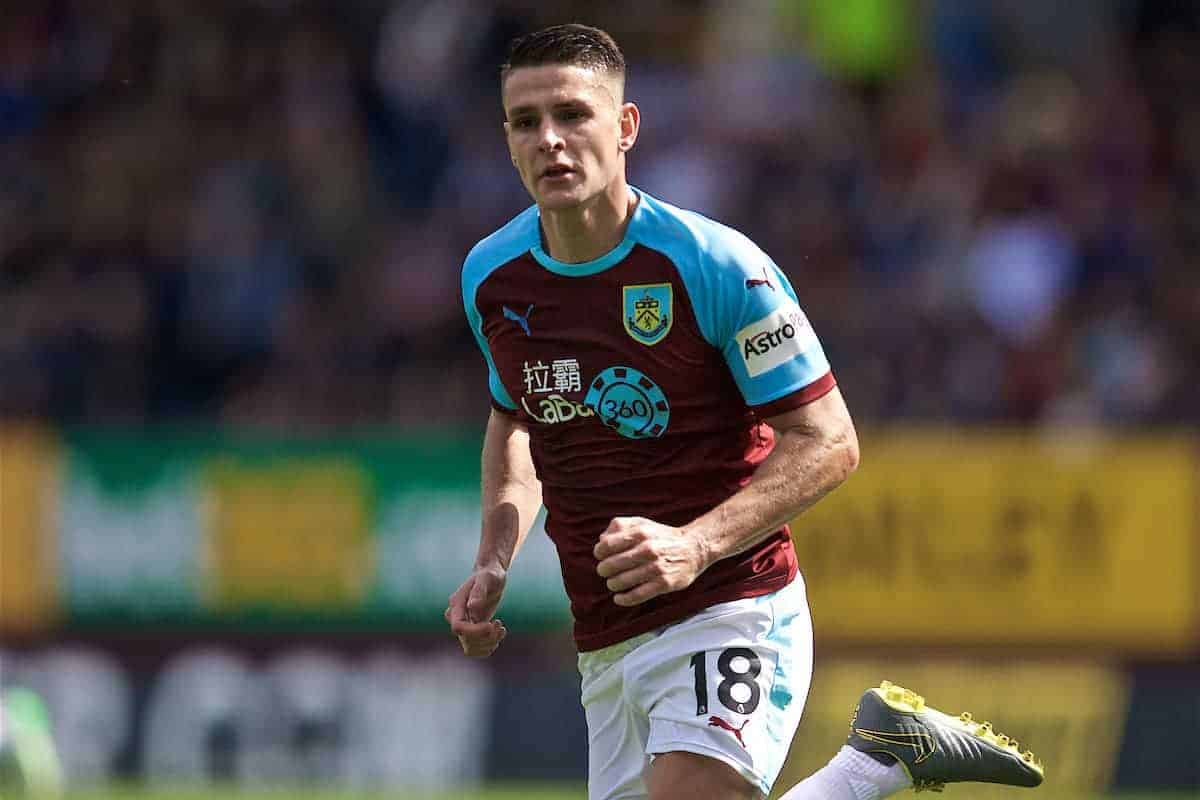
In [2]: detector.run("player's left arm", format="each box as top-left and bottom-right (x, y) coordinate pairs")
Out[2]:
(687, 385), (859, 566)
(594, 386), (858, 606)
(596, 229), (857, 606)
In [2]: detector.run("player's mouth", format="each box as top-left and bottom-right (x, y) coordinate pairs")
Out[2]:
(540, 164), (576, 181)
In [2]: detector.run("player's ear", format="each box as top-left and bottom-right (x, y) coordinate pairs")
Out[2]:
(618, 101), (640, 153)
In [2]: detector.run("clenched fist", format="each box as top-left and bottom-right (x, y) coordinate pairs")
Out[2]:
(594, 516), (710, 606)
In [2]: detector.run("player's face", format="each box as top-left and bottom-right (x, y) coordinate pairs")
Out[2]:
(503, 65), (637, 211)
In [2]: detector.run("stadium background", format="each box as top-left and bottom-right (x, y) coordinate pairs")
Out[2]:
(0, 0), (1197, 798)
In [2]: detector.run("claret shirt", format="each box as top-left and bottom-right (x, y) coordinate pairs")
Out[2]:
(463, 188), (835, 651)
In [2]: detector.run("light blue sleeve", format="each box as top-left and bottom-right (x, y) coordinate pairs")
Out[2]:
(462, 216), (539, 412)
(461, 271), (517, 411)
(679, 218), (832, 406)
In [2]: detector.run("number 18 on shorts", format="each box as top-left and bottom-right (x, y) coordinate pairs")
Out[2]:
(578, 578), (813, 799)
(690, 647), (762, 717)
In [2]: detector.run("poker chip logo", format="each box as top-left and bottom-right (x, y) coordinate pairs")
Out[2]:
(584, 366), (670, 439)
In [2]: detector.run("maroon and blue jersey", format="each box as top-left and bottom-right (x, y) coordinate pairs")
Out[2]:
(463, 188), (836, 651)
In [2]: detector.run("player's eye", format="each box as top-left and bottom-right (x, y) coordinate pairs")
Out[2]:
(512, 117), (536, 129)
(558, 109), (586, 122)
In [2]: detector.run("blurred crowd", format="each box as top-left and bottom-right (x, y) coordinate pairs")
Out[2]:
(2, 0), (1197, 430)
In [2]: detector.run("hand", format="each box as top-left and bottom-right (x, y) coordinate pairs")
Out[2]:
(445, 565), (508, 657)
(594, 517), (709, 607)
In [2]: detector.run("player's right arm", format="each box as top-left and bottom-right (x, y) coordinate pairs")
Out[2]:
(446, 409), (543, 658)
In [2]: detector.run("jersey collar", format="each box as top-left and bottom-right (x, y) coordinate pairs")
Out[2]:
(530, 187), (643, 276)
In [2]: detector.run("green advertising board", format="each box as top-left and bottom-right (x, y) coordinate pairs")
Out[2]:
(54, 430), (571, 631)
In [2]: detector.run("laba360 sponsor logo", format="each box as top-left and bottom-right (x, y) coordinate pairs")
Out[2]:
(520, 393), (594, 424)
(735, 301), (817, 377)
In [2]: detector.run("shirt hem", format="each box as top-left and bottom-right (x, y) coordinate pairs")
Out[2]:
(573, 559), (798, 652)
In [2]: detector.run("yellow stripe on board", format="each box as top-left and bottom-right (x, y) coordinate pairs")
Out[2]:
(0, 425), (60, 632)
(205, 459), (372, 611)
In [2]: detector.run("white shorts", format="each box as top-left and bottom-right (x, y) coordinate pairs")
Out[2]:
(577, 575), (813, 800)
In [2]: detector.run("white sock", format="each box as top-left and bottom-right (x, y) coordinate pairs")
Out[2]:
(777, 745), (912, 800)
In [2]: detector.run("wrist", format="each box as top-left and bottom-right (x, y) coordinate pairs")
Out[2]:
(474, 556), (509, 575)
(684, 520), (717, 575)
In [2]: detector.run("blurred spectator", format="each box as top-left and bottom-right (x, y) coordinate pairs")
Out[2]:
(1, 0), (1196, 429)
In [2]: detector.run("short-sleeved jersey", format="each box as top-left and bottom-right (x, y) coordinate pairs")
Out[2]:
(463, 188), (836, 651)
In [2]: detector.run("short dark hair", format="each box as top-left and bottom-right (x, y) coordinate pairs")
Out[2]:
(501, 24), (626, 89)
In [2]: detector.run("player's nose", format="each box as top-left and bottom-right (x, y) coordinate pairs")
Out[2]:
(537, 120), (565, 152)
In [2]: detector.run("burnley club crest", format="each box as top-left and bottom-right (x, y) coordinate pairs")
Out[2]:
(622, 283), (673, 345)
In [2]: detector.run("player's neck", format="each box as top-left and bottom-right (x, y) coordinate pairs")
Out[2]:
(539, 179), (637, 264)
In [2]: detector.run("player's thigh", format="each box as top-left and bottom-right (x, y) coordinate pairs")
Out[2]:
(647, 751), (761, 800)
(580, 637), (655, 800)
(583, 687), (651, 800)
(630, 577), (814, 796)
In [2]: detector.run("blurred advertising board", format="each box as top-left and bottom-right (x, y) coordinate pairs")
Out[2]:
(0, 643), (1137, 792)
(793, 431), (1198, 655)
(10, 427), (570, 633)
(0, 643), (494, 790)
(774, 659), (1130, 798)
(2, 426), (1197, 654)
